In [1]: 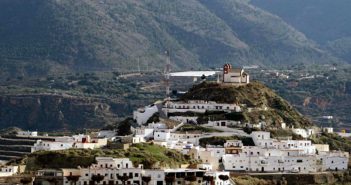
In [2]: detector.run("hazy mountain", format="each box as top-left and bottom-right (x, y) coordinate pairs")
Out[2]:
(250, 0), (351, 63)
(0, 0), (339, 78)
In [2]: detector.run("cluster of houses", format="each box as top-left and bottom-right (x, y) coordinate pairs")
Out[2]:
(14, 131), (108, 153)
(130, 120), (348, 173)
(56, 157), (231, 185)
(31, 134), (107, 152)
(222, 131), (348, 173)
(0, 64), (349, 184)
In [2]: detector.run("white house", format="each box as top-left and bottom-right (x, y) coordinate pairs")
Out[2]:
(31, 135), (107, 152)
(0, 166), (19, 177)
(17, 131), (38, 137)
(292, 128), (315, 138)
(322, 127), (334, 134)
(164, 100), (241, 114)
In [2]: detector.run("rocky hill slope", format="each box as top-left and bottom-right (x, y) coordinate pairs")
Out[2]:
(181, 82), (313, 128)
(0, 94), (124, 131)
(0, 0), (339, 78)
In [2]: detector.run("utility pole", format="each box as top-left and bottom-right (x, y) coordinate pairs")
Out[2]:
(164, 50), (171, 117)
(137, 57), (141, 73)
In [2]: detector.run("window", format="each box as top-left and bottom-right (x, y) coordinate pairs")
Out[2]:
(135, 173), (139, 177)
(85, 174), (89, 176)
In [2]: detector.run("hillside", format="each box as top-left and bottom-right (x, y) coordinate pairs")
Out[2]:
(23, 143), (193, 171)
(0, 0), (339, 78)
(0, 72), (166, 131)
(181, 82), (313, 128)
(250, 0), (351, 63)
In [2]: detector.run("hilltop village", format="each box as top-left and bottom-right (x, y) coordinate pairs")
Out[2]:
(0, 64), (349, 185)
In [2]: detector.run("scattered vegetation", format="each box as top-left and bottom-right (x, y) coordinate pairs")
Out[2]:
(181, 82), (313, 128)
(311, 133), (351, 152)
(177, 124), (222, 133)
(23, 143), (194, 171)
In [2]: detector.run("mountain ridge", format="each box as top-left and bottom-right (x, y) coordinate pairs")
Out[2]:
(0, 0), (341, 78)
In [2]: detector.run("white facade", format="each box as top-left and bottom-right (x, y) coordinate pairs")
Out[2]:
(207, 120), (242, 128)
(62, 157), (232, 185)
(169, 116), (198, 124)
(164, 100), (241, 114)
(0, 166), (19, 177)
(322, 127), (334, 134)
(223, 152), (319, 172)
(133, 104), (159, 125)
(31, 135), (107, 152)
(319, 151), (349, 171)
(224, 140), (243, 148)
(292, 128), (315, 138)
(31, 140), (73, 152)
(93, 157), (134, 169)
(222, 131), (349, 173)
(205, 146), (226, 159)
(17, 131), (38, 137)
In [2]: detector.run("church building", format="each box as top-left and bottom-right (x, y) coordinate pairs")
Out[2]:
(222, 63), (249, 84)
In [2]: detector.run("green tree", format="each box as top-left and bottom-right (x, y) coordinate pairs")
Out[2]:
(218, 175), (229, 184)
(20, 177), (33, 185)
(165, 174), (176, 185)
(66, 175), (80, 185)
(184, 174), (197, 185)
(142, 176), (151, 185)
(91, 174), (104, 185)
(117, 174), (130, 185)
(116, 118), (133, 136)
